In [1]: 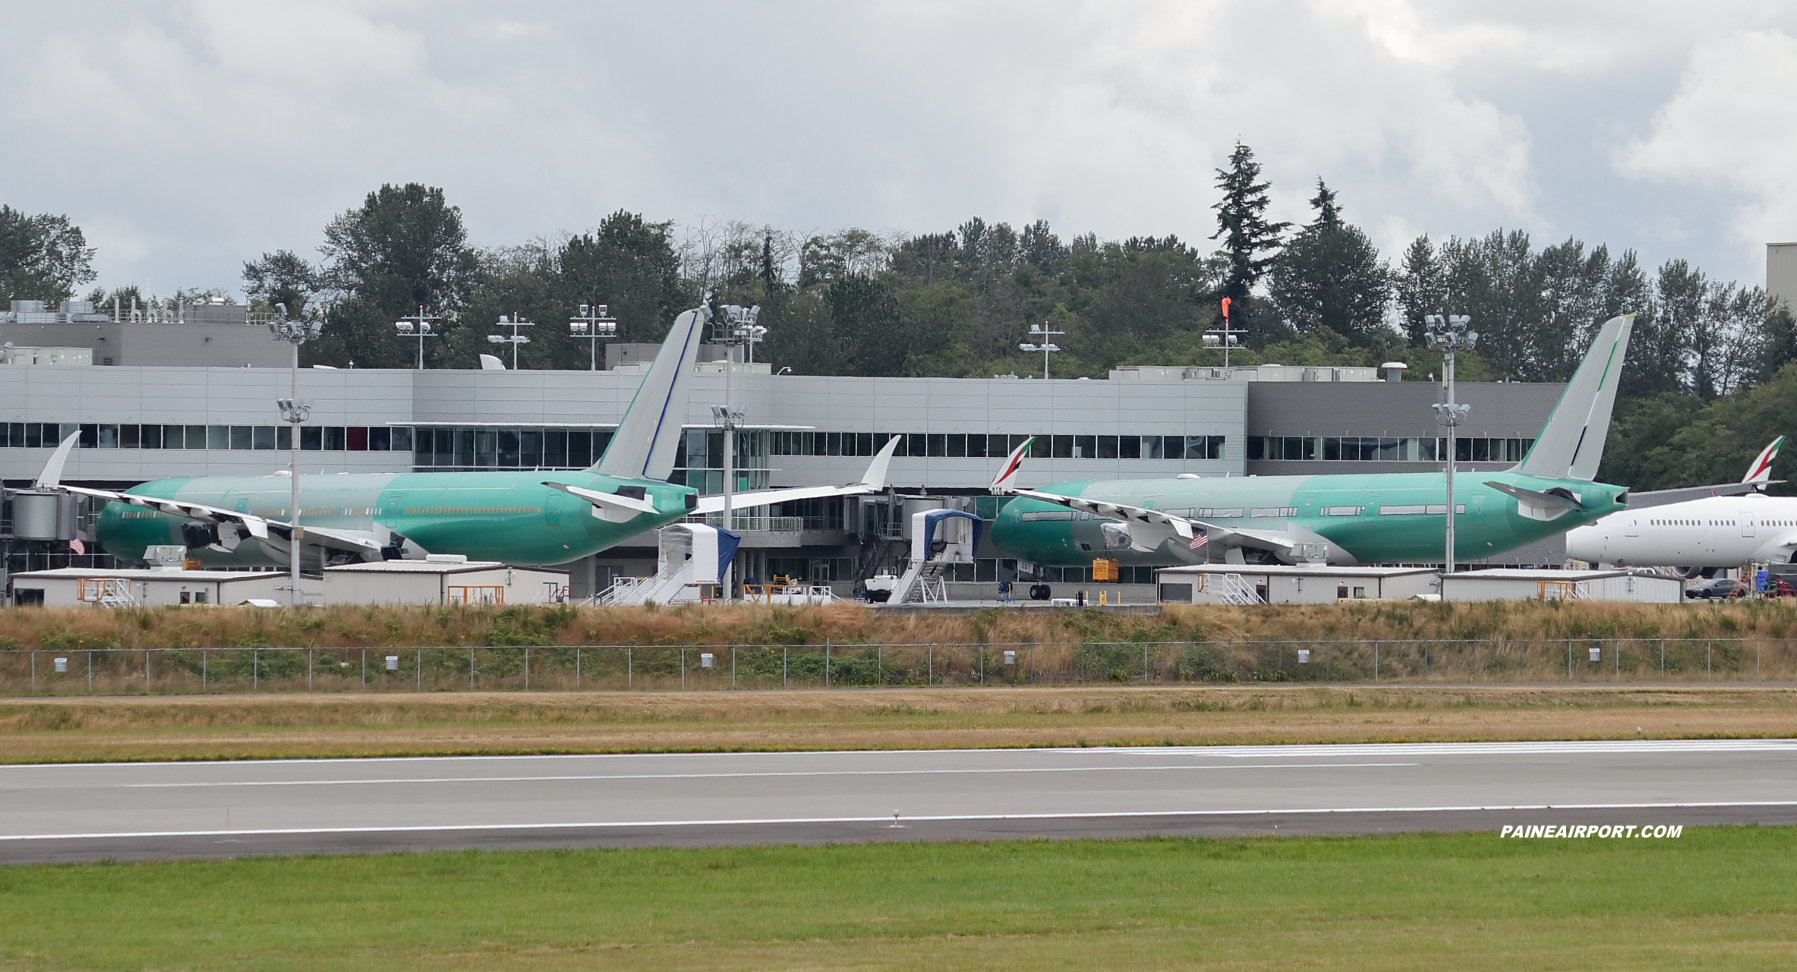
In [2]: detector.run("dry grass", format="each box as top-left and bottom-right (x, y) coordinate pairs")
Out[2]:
(5, 600), (1797, 694)
(2, 598), (1796, 652)
(0, 684), (1791, 763)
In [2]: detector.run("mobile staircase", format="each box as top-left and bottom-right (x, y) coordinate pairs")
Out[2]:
(877, 508), (982, 605)
(597, 523), (740, 607)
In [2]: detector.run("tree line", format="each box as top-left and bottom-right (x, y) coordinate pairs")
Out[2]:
(5, 146), (1795, 490)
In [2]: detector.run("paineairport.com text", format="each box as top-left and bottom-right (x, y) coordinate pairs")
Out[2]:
(1500, 825), (1683, 839)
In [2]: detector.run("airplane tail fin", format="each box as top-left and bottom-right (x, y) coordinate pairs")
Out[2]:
(592, 308), (706, 480)
(1514, 314), (1634, 482)
(1743, 436), (1784, 487)
(990, 437), (1034, 493)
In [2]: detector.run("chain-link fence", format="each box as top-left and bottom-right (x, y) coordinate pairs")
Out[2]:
(0, 636), (1787, 696)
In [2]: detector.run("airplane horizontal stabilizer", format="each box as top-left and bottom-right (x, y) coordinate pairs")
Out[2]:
(542, 482), (658, 523)
(1485, 480), (1583, 521)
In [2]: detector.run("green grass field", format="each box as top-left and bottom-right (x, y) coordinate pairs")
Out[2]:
(1, 829), (1791, 970)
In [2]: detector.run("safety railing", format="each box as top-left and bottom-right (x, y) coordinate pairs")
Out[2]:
(0, 637), (1784, 696)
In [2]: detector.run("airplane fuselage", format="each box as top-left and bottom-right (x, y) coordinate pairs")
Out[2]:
(995, 470), (1628, 566)
(96, 471), (696, 567)
(1565, 494), (1797, 568)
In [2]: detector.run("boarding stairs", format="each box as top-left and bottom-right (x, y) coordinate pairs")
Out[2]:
(598, 571), (705, 607)
(78, 578), (138, 609)
(892, 560), (950, 604)
(1210, 572), (1263, 606)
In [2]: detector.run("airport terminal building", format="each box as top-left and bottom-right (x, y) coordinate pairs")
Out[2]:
(0, 312), (1567, 600)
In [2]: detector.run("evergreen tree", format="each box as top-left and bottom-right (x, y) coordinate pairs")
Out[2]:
(1209, 142), (1288, 343)
(1266, 179), (1391, 346)
(1394, 235), (1449, 346)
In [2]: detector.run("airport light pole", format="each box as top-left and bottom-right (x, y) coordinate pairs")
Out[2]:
(1425, 314), (1476, 576)
(569, 303), (618, 371)
(487, 313), (534, 370)
(1019, 321), (1062, 380)
(713, 303), (764, 600)
(268, 304), (323, 607)
(394, 305), (439, 369)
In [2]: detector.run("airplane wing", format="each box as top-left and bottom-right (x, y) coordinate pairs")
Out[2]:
(1005, 487), (1298, 553)
(59, 484), (383, 556)
(1626, 436), (1786, 508)
(40, 435), (381, 558)
(989, 435), (1295, 554)
(1626, 481), (1777, 507)
(688, 434), (901, 515)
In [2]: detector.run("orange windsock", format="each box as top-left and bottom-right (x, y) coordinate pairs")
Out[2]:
(1220, 297), (1231, 320)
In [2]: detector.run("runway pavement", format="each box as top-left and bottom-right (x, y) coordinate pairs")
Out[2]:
(2, 739), (1794, 862)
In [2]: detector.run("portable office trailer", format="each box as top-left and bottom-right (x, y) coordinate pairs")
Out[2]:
(320, 559), (569, 605)
(7, 567), (285, 607)
(1155, 564), (1439, 605)
(1441, 568), (1681, 603)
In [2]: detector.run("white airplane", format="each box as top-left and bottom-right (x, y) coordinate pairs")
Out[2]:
(1565, 437), (1787, 576)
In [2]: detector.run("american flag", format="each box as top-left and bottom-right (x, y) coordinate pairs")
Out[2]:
(1188, 531), (1207, 550)
(69, 537), (85, 555)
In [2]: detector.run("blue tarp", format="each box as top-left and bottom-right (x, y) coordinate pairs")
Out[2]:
(715, 527), (742, 580)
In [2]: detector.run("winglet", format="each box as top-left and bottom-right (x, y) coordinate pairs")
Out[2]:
(990, 437), (1034, 493)
(34, 431), (81, 488)
(1743, 436), (1784, 486)
(858, 435), (901, 489)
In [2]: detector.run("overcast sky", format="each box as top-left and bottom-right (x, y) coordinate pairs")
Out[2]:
(5, 1), (1796, 298)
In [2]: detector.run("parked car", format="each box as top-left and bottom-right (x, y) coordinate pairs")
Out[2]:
(1685, 578), (1746, 599)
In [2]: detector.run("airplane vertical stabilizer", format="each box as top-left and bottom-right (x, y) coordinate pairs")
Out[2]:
(593, 308), (705, 480)
(1515, 314), (1634, 482)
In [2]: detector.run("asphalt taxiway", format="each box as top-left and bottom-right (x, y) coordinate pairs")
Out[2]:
(2, 739), (1793, 862)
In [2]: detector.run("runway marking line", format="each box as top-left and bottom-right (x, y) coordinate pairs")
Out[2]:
(1, 738), (1792, 773)
(4, 801), (1797, 842)
(109, 762), (1421, 789)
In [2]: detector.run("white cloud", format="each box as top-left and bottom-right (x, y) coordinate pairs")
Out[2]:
(1619, 29), (1797, 271)
(2, 1), (1796, 293)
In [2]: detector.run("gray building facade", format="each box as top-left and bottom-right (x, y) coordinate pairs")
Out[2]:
(1, 359), (1575, 598)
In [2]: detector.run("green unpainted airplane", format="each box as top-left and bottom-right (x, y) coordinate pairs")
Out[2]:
(989, 315), (1637, 568)
(35, 307), (898, 569)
